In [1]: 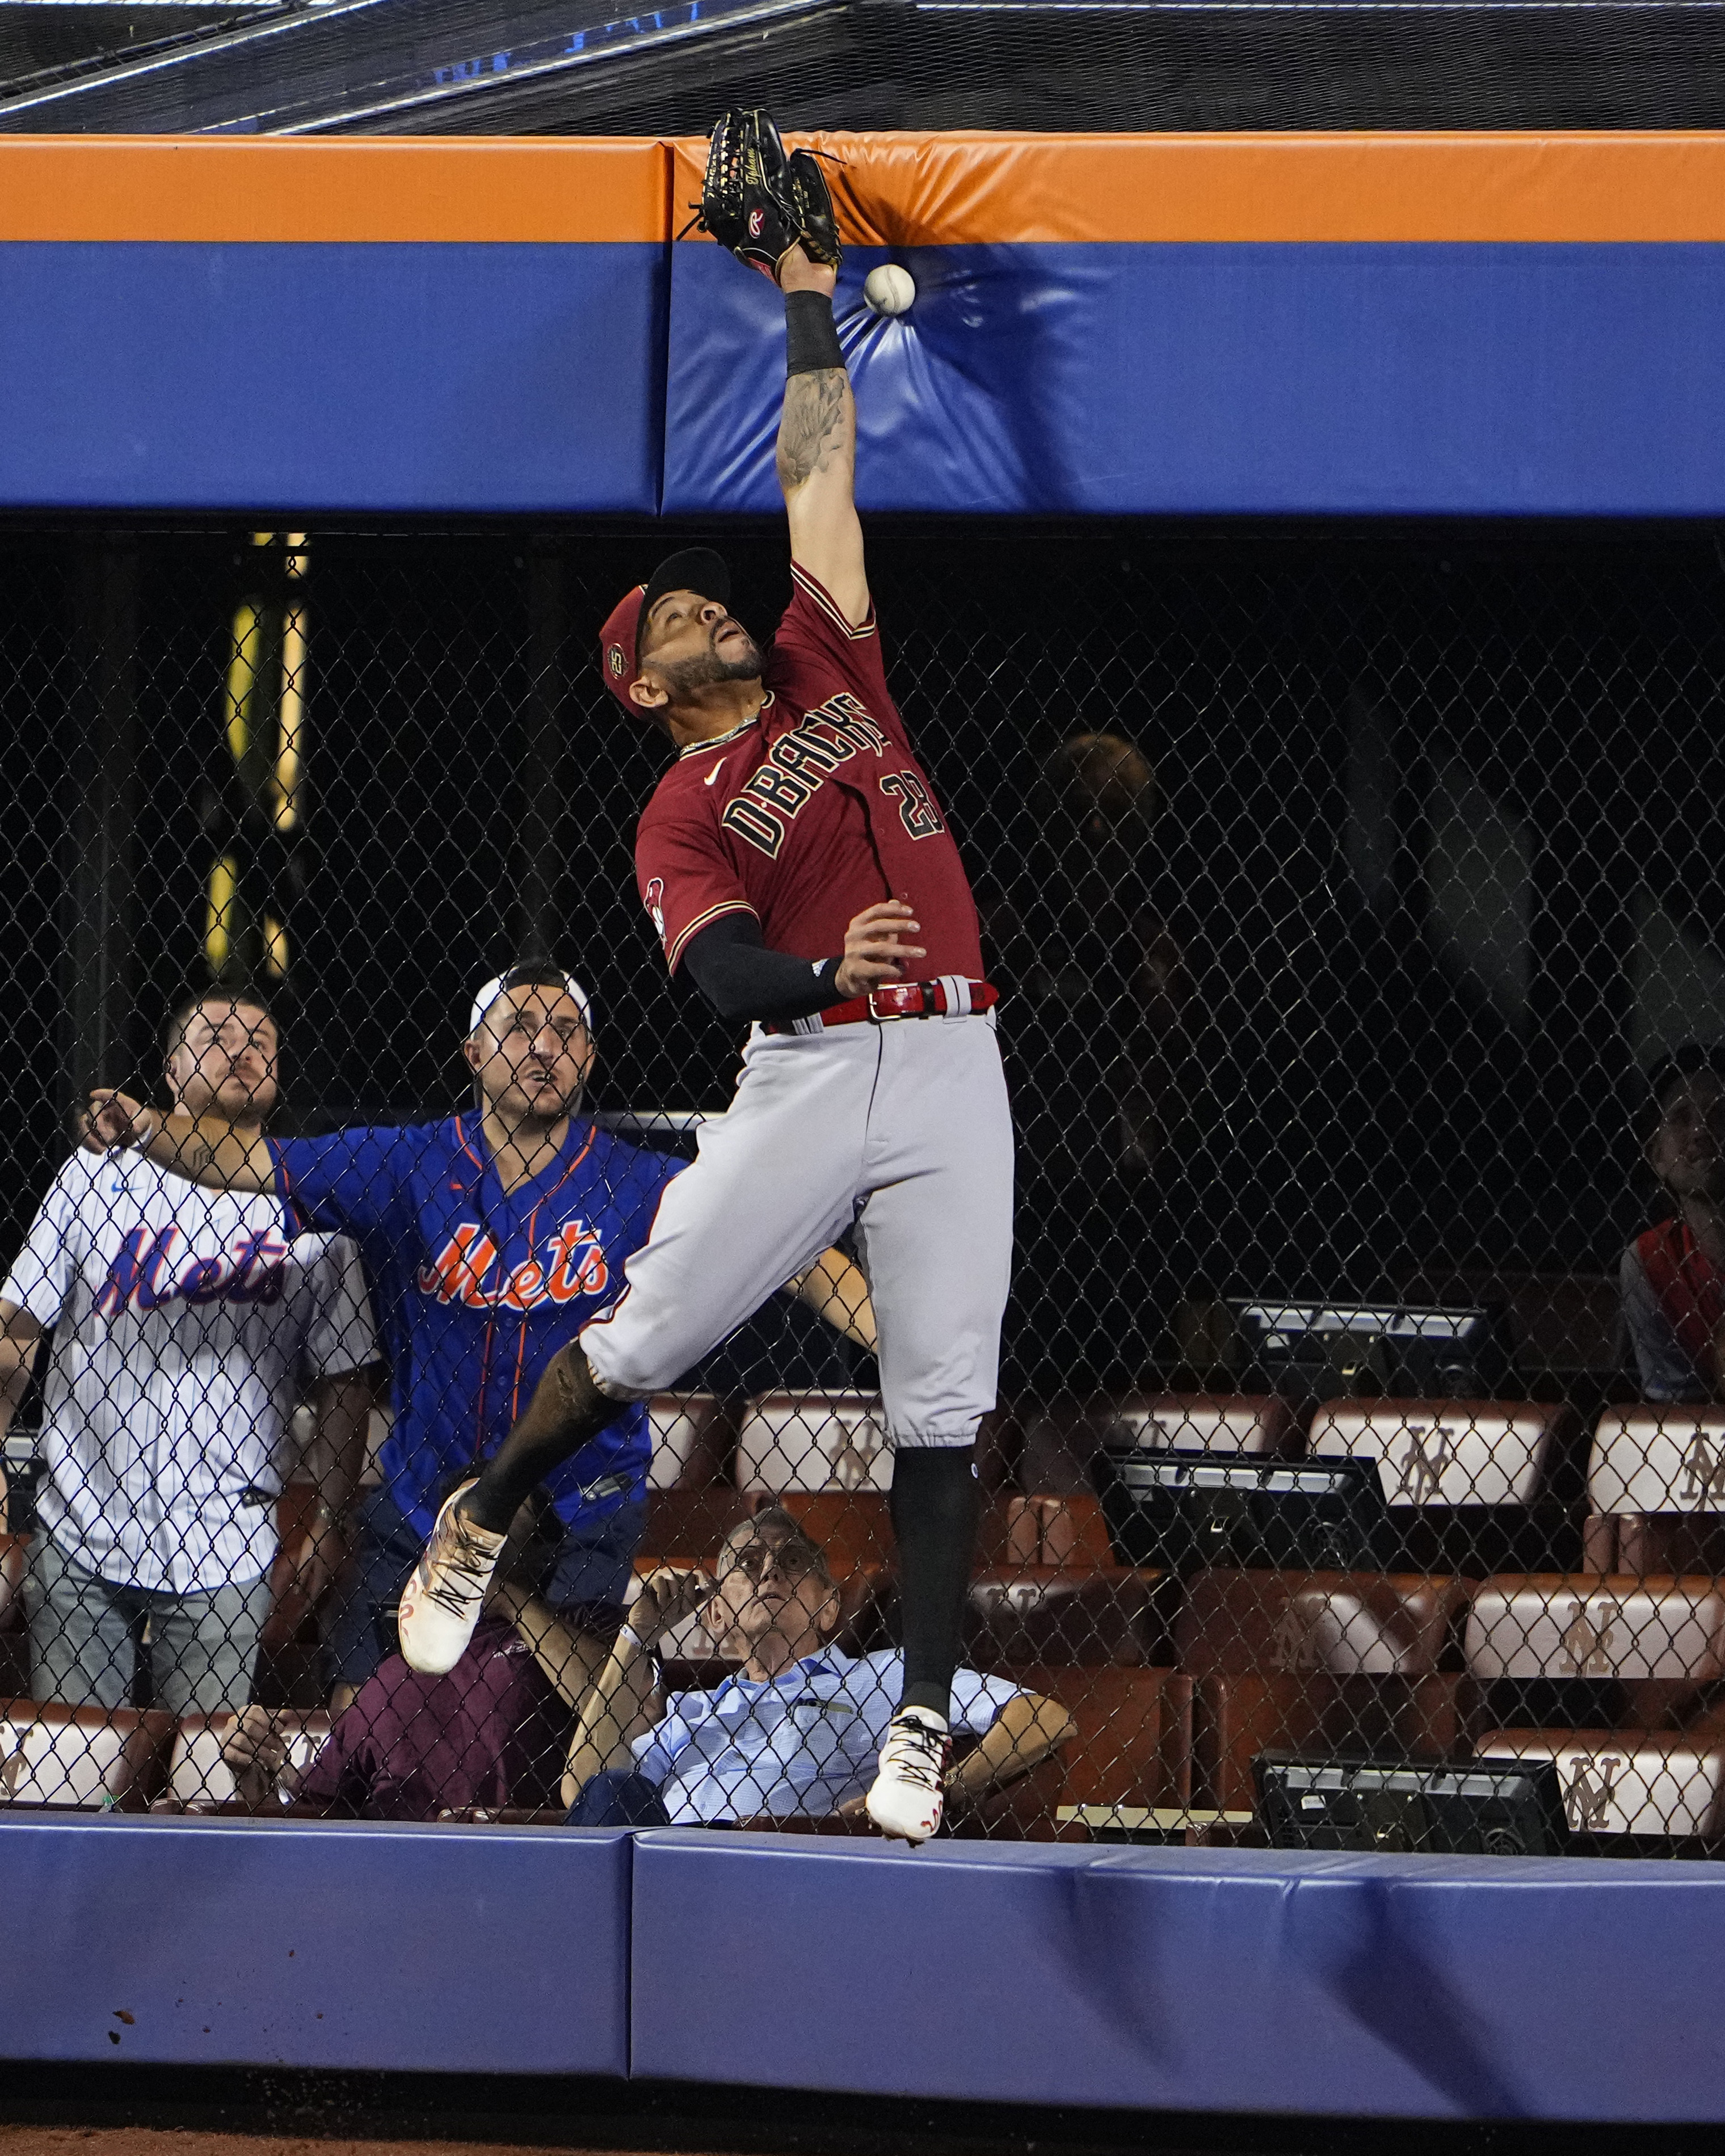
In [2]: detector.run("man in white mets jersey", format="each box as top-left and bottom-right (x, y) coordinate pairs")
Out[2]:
(394, 235), (1014, 1841)
(4, 989), (378, 1715)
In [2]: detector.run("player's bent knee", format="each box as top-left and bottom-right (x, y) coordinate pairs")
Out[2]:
(582, 1302), (699, 1405)
(579, 1325), (670, 1407)
(559, 1342), (601, 1402)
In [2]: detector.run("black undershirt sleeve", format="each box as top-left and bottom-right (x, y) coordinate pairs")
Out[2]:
(681, 912), (848, 1026)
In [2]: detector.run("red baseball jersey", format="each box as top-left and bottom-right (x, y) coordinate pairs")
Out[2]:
(636, 563), (983, 982)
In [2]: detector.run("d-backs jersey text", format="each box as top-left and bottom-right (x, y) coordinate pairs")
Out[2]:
(635, 565), (983, 982)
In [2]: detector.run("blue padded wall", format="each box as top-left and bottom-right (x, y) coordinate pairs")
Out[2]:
(0, 243), (664, 512)
(631, 1832), (1725, 2119)
(664, 241), (1725, 517)
(0, 1816), (632, 2072)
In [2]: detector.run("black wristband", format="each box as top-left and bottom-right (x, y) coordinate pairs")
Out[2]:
(814, 956), (844, 999)
(785, 290), (844, 377)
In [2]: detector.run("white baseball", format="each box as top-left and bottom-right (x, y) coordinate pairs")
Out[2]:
(863, 264), (916, 317)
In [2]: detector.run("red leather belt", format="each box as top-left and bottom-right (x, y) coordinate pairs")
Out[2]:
(765, 977), (999, 1035)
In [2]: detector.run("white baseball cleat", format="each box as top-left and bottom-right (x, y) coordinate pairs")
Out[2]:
(865, 1706), (952, 1843)
(397, 1479), (506, 1674)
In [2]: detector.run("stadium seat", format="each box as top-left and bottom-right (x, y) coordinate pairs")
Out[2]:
(0, 1702), (176, 1809)
(1037, 1494), (1114, 1568)
(1462, 1574), (1725, 1729)
(1019, 1664), (1195, 1812)
(1175, 1570), (1472, 1680)
(964, 1567), (1171, 1669)
(1309, 1397), (1583, 1569)
(1101, 1394), (1300, 1456)
(777, 1491), (893, 1577)
(1194, 1670), (1468, 1816)
(980, 1496), (1037, 1567)
(737, 1392), (891, 1493)
(1587, 1408), (1725, 1577)
(985, 1494), (1113, 1569)
(948, 1746), (1071, 1841)
(641, 1489), (755, 1564)
(1310, 1398), (1573, 1507)
(1018, 1393), (1298, 1498)
(646, 1393), (734, 1491)
(1478, 1729), (1725, 1840)
(168, 1709), (333, 1809)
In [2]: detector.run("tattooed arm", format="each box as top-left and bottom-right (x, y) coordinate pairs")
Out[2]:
(78, 1090), (276, 1193)
(777, 247), (868, 626)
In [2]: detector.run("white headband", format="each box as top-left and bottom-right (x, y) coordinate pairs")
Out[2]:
(468, 970), (594, 1039)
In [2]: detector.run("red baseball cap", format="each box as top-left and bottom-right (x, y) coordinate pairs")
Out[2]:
(599, 547), (733, 714)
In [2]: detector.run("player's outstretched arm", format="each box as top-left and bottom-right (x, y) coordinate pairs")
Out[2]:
(777, 247), (868, 628)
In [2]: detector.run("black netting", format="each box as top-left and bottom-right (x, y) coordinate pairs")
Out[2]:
(9, 2), (1725, 136)
(6, 516), (1725, 1854)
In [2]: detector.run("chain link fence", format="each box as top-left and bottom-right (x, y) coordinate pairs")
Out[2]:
(5, 517), (1725, 1851)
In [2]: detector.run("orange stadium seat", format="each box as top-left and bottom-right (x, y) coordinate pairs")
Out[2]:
(1018, 1393), (1298, 1503)
(640, 1488), (756, 1564)
(1586, 1407), (1725, 1577)
(0, 1702), (176, 1810)
(964, 1567), (1172, 1669)
(1309, 1397), (1583, 1569)
(646, 1393), (734, 1490)
(1310, 1398), (1575, 1508)
(1462, 1574), (1725, 1730)
(1194, 1670), (1468, 1816)
(777, 1491), (893, 1577)
(737, 1392), (891, 1493)
(1037, 1494), (1113, 1568)
(987, 1494), (1114, 1569)
(1478, 1729), (1725, 1841)
(1175, 1569), (1472, 1680)
(168, 1709), (333, 1809)
(1101, 1394), (1301, 1457)
(1023, 1664), (1195, 1813)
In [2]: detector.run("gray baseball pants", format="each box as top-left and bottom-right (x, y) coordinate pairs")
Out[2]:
(582, 1012), (1014, 1447)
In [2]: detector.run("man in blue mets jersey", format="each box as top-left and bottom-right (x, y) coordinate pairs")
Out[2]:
(87, 962), (874, 1707)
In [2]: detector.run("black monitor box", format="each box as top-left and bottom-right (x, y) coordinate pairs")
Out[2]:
(1095, 1450), (1391, 1573)
(1255, 1753), (1569, 1856)
(1228, 1300), (1513, 1401)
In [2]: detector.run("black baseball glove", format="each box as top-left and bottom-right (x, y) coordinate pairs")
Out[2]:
(693, 107), (843, 283)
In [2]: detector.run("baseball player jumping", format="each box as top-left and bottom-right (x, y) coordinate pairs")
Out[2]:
(390, 113), (1013, 1839)
(83, 114), (1012, 1842)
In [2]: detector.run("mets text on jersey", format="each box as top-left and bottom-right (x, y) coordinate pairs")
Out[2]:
(416, 1219), (610, 1312)
(92, 1226), (291, 1317)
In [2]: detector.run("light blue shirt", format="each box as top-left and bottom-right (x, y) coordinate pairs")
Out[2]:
(634, 1647), (1024, 1825)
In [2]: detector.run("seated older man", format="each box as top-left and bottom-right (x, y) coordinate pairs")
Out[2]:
(564, 1506), (1074, 1830)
